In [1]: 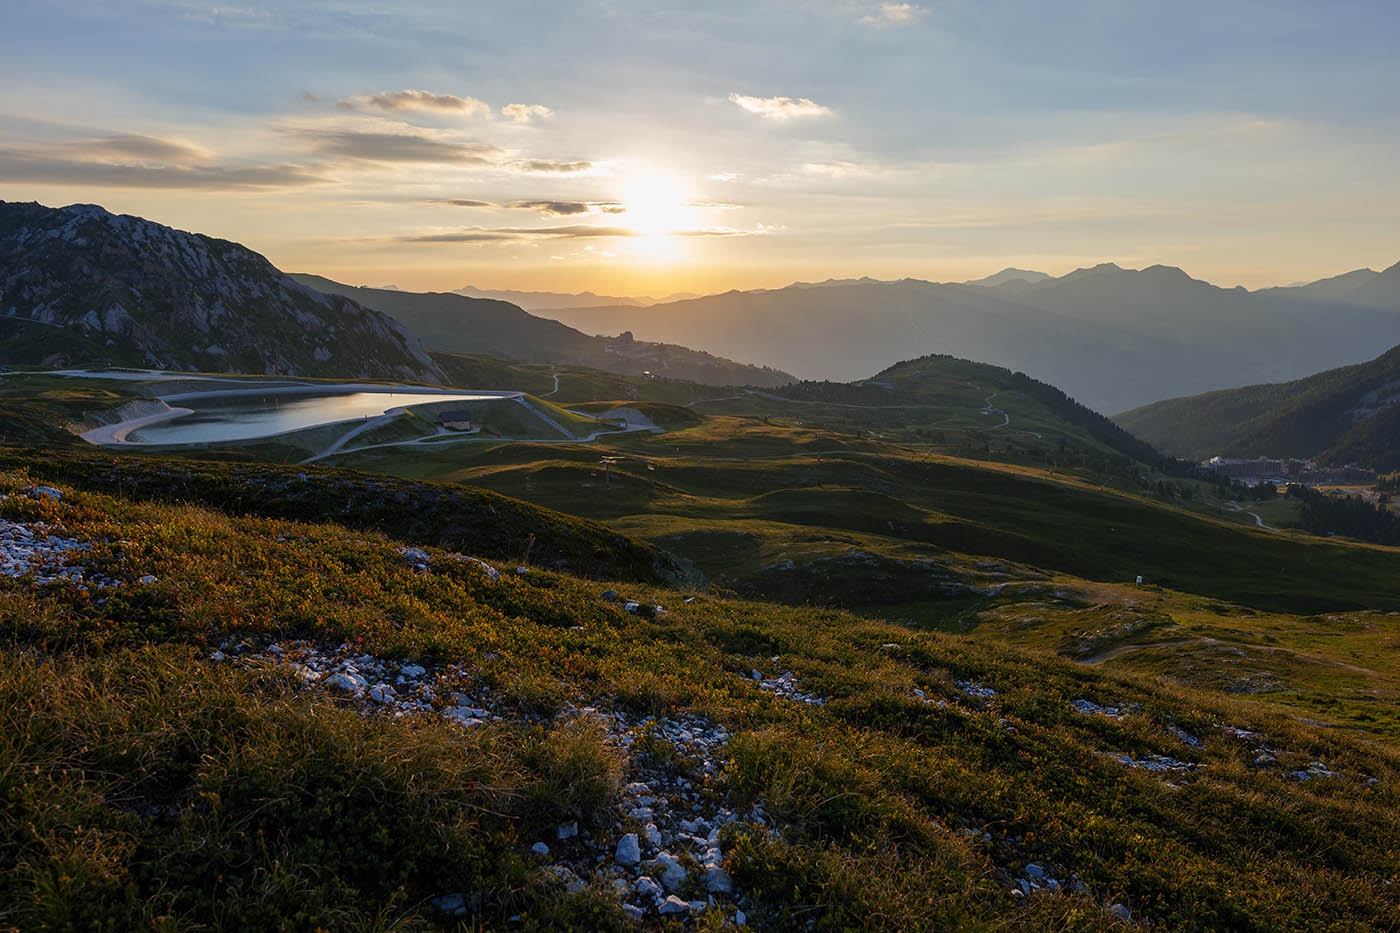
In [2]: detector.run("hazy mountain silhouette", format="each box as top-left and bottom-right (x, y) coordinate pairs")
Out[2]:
(539, 263), (1400, 411)
(453, 285), (699, 311)
(295, 275), (793, 387)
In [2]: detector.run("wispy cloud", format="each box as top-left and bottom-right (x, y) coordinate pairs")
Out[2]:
(403, 225), (635, 243)
(68, 134), (213, 163)
(0, 145), (322, 190)
(861, 3), (926, 26)
(802, 160), (870, 178)
(501, 103), (553, 123)
(293, 129), (501, 164)
(510, 200), (626, 216)
(729, 93), (832, 121)
(401, 224), (750, 243)
(0, 134), (322, 190)
(339, 89), (490, 116)
(427, 198), (495, 207)
(507, 159), (600, 175)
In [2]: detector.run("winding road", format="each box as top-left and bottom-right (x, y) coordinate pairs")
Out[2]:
(978, 390), (1043, 439)
(1223, 501), (1278, 530)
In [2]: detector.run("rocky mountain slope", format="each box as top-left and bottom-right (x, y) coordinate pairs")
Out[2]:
(1115, 342), (1400, 468)
(538, 264), (1400, 412)
(293, 274), (793, 387)
(0, 201), (445, 383)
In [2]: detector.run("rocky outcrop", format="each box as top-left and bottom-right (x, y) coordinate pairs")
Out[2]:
(0, 200), (445, 383)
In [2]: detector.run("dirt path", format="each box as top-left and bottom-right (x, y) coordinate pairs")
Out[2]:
(1223, 501), (1278, 530)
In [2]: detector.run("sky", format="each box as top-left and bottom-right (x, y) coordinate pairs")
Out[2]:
(3, 0), (1399, 295)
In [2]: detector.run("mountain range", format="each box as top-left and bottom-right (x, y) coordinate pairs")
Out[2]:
(538, 263), (1400, 412)
(0, 201), (445, 383)
(453, 285), (700, 311)
(295, 274), (792, 387)
(1116, 341), (1400, 470)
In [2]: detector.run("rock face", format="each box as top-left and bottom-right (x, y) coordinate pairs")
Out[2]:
(0, 200), (445, 383)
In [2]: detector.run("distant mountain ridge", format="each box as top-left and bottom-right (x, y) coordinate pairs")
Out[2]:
(536, 261), (1400, 412)
(0, 201), (445, 383)
(294, 275), (793, 387)
(453, 285), (699, 311)
(1115, 342), (1400, 470)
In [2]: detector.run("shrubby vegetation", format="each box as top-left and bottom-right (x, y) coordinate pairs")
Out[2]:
(2, 463), (1399, 929)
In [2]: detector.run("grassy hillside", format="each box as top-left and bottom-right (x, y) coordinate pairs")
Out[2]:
(1116, 343), (1400, 467)
(3, 465), (1400, 930)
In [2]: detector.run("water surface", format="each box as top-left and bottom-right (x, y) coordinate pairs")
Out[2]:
(128, 391), (506, 444)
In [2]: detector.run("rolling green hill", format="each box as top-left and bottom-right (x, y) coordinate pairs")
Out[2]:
(1116, 343), (1400, 468)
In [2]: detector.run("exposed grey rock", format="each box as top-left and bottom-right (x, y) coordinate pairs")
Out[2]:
(615, 833), (641, 866)
(658, 895), (690, 915)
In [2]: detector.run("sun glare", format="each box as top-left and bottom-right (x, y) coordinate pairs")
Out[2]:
(622, 172), (693, 261)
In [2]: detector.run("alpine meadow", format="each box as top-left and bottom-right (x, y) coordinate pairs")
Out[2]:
(2, 3), (1400, 931)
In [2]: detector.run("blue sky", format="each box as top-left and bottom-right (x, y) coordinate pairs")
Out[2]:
(3, 0), (1398, 293)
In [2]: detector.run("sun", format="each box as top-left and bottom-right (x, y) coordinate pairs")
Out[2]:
(622, 173), (691, 235)
(620, 172), (694, 261)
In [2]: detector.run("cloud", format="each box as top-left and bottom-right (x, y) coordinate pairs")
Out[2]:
(400, 223), (750, 244)
(0, 146), (323, 190)
(69, 134), (213, 163)
(729, 93), (832, 121)
(508, 159), (598, 175)
(402, 224), (635, 243)
(0, 133), (323, 190)
(501, 104), (554, 123)
(294, 129), (501, 163)
(801, 160), (870, 178)
(509, 200), (626, 216)
(428, 198), (496, 207)
(339, 89), (490, 116)
(861, 2), (925, 26)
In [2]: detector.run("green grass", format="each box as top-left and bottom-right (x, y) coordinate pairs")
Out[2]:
(1, 467), (1399, 929)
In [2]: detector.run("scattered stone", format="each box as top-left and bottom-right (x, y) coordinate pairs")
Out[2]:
(1110, 752), (1196, 773)
(706, 865), (733, 893)
(557, 821), (579, 840)
(658, 895), (691, 915)
(958, 680), (996, 700)
(430, 893), (468, 917)
(324, 671), (368, 696)
(531, 842), (550, 857)
(1291, 761), (1339, 782)
(649, 851), (687, 891)
(616, 833), (641, 866)
(28, 486), (62, 501)
(138, 574), (158, 585)
(1108, 903), (1131, 922)
(543, 865), (587, 894)
(1071, 699), (1125, 718)
(367, 683), (396, 704)
(751, 670), (826, 705)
